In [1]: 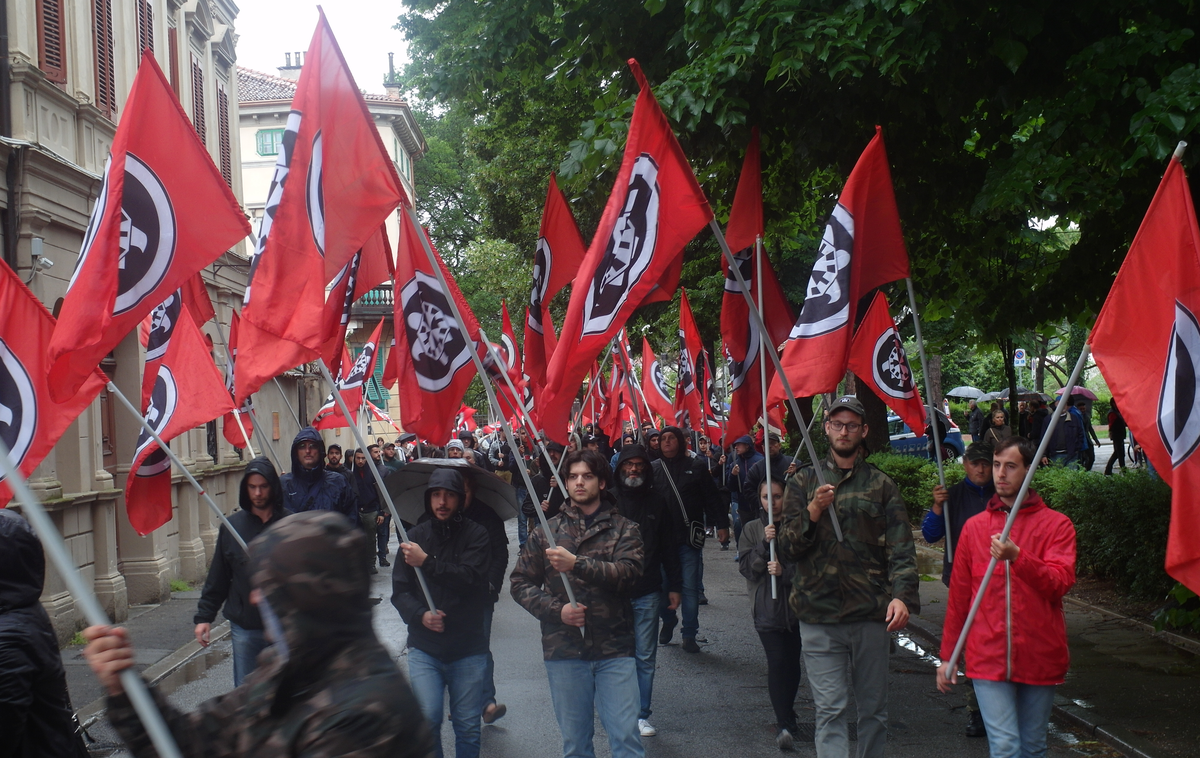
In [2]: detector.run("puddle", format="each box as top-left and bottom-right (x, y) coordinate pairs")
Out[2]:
(894, 633), (942, 667)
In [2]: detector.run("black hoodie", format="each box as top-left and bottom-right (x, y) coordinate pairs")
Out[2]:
(279, 426), (357, 522)
(195, 458), (291, 630)
(652, 426), (729, 538)
(612, 445), (683, 599)
(0, 511), (89, 758)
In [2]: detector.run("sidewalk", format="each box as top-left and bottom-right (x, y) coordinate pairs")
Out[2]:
(910, 545), (1200, 758)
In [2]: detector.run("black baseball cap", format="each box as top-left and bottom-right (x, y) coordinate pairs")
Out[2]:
(827, 395), (866, 419)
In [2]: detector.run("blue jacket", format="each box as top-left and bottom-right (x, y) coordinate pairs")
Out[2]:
(922, 477), (994, 586)
(279, 426), (358, 523)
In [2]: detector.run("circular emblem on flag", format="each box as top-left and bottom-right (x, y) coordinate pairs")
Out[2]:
(871, 329), (916, 400)
(790, 203), (853, 339)
(0, 339), (38, 478)
(114, 153), (177, 316)
(135, 365), (178, 478)
(583, 153), (660, 336)
(500, 331), (518, 371)
(400, 270), (472, 392)
(307, 130), (325, 257)
(530, 236), (552, 317)
(69, 156), (114, 293)
(145, 292), (182, 362)
(1158, 301), (1200, 466)
(651, 357), (671, 400)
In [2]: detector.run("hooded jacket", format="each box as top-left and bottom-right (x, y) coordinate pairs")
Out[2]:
(461, 484), (509, 605)
(941, 492), (1076, 686)
(742, 450), (789, 525)
(279, 427), (357, 523)
(108, 511), (435, 758)
(612, 445), (683, 599)
(652, 426), (729, 539)
(195, 458), (290, 630)
(391, 469), (491, 662)
(738, 503), (799, 633)
(0, 511), (89, 758)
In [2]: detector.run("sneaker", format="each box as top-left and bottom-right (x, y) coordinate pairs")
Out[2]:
(638, 719), (657, 737)
(659, 618), (676, 645)
(776, 728), (794, 751)
(482, 703), (507, 724)
(720, 543), (729, 551)
(965, 710), (986, 738)
(378, 557), (390, 567)
(681, 637), (700, 653)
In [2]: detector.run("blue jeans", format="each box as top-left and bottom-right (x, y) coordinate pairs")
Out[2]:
(407, 649), (488, 758)
(544, 657), (644, 758)
(482, 606), (497, 707)
(631, 592), (660, 719)
(660, 545), (701, 639)
(973, 679), (1056, 758)
(229, 622), (269, 687)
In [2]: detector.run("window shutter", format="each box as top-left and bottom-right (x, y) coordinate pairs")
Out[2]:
(218, 82), (232, 185)
(137, 0), (154, 54)
(168, 27), (180, 94)
(92, 0), (116, 117)
(191, 56), (206, 143)
(36, 0), (67, 84)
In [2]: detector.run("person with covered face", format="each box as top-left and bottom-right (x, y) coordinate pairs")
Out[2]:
(83, 511), (435, 757)
(280, 426), (357, 524)
(194, 458), (290, 686)
(393, 469), (491, 758)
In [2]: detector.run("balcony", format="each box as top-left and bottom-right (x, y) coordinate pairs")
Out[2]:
(351, 285), (394, 319)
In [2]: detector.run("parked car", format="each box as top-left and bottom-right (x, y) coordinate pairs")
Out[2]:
(887, 410), (965, 461)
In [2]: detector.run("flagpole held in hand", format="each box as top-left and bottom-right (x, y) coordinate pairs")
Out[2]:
(756, 238), (778, 600)
(710, 219), (844, 542)
(905, 277), (951, 561)
(944, 345), (1090, 677)
(0, 439), (185, 758)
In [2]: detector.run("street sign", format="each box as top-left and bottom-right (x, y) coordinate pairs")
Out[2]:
(1013, 348), (1027, 367)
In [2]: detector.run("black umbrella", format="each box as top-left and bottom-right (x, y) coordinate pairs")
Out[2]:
(384, 458), (519, 523)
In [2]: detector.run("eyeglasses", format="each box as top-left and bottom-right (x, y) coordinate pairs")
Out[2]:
(297, 441), (320, 450)
(827, 421), (863, 433)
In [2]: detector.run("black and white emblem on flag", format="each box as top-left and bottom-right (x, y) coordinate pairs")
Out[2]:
(331, 251), (362, 327)
(872, 328), (916, 400)
(0, 340), (38, 476)
(583, 154), (661, 336)
(400, 270), (472, 392)
(790, 203), (854, 339)
(135, 366), (178, 478)
(1158, 301), (1200, 467)
(245, 111), (302, 305)
(113, 154), (177, 316)
(343, 341), (376, 391)
(145, 291), (182, 362)
(677, 332), (696, 395)
(307, 130), (325, 256)
(651, 357), (672, 401)
(70, 156), (114, 293)
(528, 237), (552, 333)
(500, 331), (519, 372)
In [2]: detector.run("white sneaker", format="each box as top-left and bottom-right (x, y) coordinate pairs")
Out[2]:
(638, 719), (657, 737)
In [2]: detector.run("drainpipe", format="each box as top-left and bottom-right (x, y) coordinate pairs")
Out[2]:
(1, 0), (20, 272)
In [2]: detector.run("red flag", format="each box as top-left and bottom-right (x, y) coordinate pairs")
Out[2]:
(221, 310), (255, 449)
(48, 52), (249, 402)
(722, 129), (794, 442)
(848, 292), (925, 433)
(321, 225), (393, 374)
(312, 319), (385, 429)
(492, 301), (533, 422)
(456, 405), (478, 432)
(526, 175), (584, 402)
(366, 400), (402, 433)
(236, 12), (405, 404)
(770, 126), (910, 404)
(1090, 150), (1200, 594)
(641, 338), (674, 423)
(522, 305), (556, 414)
(125, 310), (233, 535)
(392, 212), (481, 445)
(675, 289), (705, 430)
(139, 290), (183, 410)
(540, 59), (714, 443)
(181, 274), (215, 327)
(0, 266), (107, 506)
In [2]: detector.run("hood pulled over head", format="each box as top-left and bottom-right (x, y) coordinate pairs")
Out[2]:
(424, 468), (466, 513)
(614, 444), (653, 492)
(290, 426), (326, 482)
(0, 510), (44, 612)
(240, 457), (284, 514)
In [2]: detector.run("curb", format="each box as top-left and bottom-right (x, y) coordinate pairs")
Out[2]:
(78, 621), (232, 729)
(904, 616), (1167, 758)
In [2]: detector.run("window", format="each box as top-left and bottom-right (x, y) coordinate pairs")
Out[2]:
(167, 26), (180, 94)
(217, 82), (232, 185)
(191, 55), (205, 143)
(136, 0), (154, 54)
(358, 346), (390, 405)
(92, 0), (116, 118)
(256, 128), (285, 156)
(36, 0), (67, 84)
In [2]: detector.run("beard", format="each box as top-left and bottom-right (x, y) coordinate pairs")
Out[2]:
(621, 473), (645, 488)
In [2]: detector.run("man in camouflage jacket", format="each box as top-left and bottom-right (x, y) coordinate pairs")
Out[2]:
(777, 396), (919, 758)
(510, 448), (646, 758)
(82, 511), (434, 758)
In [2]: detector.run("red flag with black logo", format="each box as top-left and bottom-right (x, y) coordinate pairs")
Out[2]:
(312, 319), (384, 429)
(321, 225), (393, 375)
(1090, 150), (1200, 594)
(456, 405), (478, 432)
(522, 305), (556, 414)
(139, 290), (184, 411)
(236, 12), (405, 404)
(366, 400), (403, 434)
(125, 310), (234, 535)
(769, 126), (910, 404)
(491, 300), (532, 423)
(722, 129), (794, 442)
(392, 211), (481, 445)
(641, 338), (674, 423)
(848, 292), (925, 433)
(540, 59), (714, 443)
(674, 289), (705, 431)
(0, 265), (107, 507)
(181, 274), (215, 327)
(221, 310), (255, 449)
(47, 51), (249, 402)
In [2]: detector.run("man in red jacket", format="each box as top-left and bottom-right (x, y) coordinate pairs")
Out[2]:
(937, 436), (1076, 758)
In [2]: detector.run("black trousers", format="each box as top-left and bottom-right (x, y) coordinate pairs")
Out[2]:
(377, 513), (391, 556)
(758, 627), (803, 729)
(1106, 439), (1126, 474)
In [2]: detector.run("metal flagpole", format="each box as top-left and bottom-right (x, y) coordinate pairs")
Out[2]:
(943, 345), (1091, 676)
(756, 237), (778, 600)
(315, 359), (437, 612)
(272, 377), (300, 427)
(208, 316), (283, 471)
(709, 219), (843, 541)
(905, 277), (951, 561)
(106, 381), (248, 552)
(247, 408), (285, 471)
(402, 204), (585, 633)
(0, 440), (184, 758)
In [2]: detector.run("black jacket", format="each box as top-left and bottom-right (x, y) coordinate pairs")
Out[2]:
(194, 458), (289, 630)
(463, 500), (509, 604)
(0, 511), (89, 758)
(350, 462), (383, 514)
(738, 509), (799, 633)
(522, 472), (565, 521)
(279, 427), (357, 523)
(652, 428), (729, 539)
(612, 446), (683, 598)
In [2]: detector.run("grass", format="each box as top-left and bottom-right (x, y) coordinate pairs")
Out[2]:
(68, 631), (87, 646)
(169, 579), (191, 593)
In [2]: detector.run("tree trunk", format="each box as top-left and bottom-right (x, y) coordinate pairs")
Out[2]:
(927, 353), (943, 410)
(853, 374), (891, 455)
(1000, 337), (1019, 424)
(1034, 333), (1047, 392)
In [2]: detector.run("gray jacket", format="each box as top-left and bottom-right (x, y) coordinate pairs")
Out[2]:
(737, 514), (797, 633)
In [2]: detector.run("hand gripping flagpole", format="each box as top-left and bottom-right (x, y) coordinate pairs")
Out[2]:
(756, 238), (778, 600)
(0, 440), (184, 758)
(710, 219), (844, 541)
(314, 359), (436, 613)
(905, 277), (951, 561)
(107, 382), (248, 552)
(944, 344), (1090, 677)
(403, 204), (585, 634)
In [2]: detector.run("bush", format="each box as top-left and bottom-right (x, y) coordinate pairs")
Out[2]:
(1091, 393), (1113, 425)
(868, 453), (964, 524)
(1155, 583), (1200, 633)
(948, 401), (970, 433)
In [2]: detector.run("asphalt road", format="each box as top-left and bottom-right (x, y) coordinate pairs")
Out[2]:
(89, 519), (1122, 758)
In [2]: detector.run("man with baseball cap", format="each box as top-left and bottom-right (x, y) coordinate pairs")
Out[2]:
(777, 395), (920, 758)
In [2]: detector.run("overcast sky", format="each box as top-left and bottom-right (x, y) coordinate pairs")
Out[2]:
(235, 1), (410, 94)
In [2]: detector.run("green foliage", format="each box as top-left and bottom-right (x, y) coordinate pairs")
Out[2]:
(1090, 392), (1113, 425)
(68, 631), (87, 646)
(169, 579), (190, 593)
(868, 453), (964, 524)
(1154, 583), (1200, 634)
